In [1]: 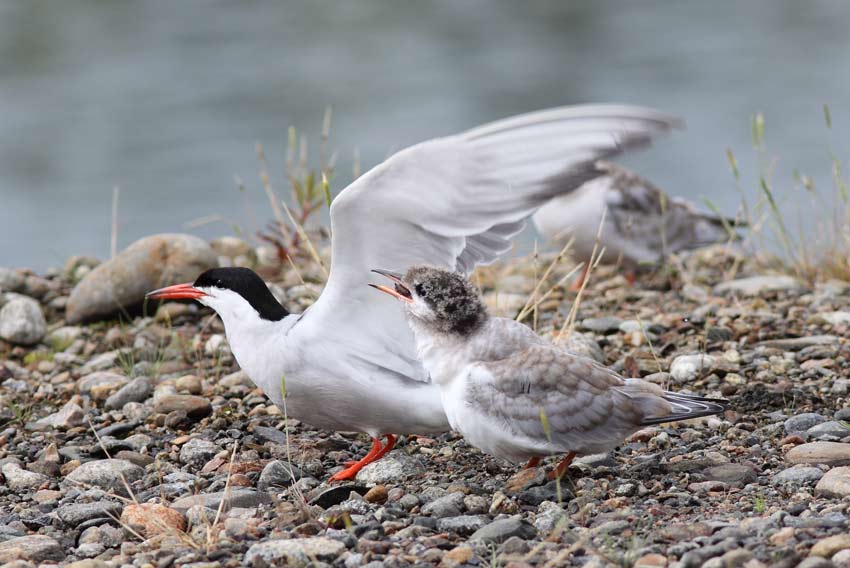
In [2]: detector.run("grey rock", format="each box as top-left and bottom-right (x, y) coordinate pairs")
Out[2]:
(244, 537), (345, 566)
(774, 465), (825, 487)
(758, 335), (840, 351)
(436, 515), (488, 535)
(0, 267), (25, 292)
(64, 459), (144, 495)
(0, 294), (46, 346)
(713, 275), (803, 296)
(796, 558), (836, 568)
(670, 354), (715, 383)
(179, 438), (220, 467)
(534, 502), (567, 534)
(56, 501), (123, 525)
(258, 460), (297, 490)
(579, 316), (622, 333)
(0, 535), (64, 563)
(807, 421), (850, 440)
(154, 394), (212, 419)
(463, 494), (490, 514)
(786, 442), (850, 466)
(356, 451), (425, 485)
(421, 492), (465, 518)
(470, 517), (536, 544)
(1, 462), (49, 490)
(171, 488), (272, 511)
(252, 425), (288, 445)
(28, 399), (86, 431)
(79, 351), (123, 374)
(837, 408), (850, 421)
(703, 464), (757, 488)
(785, 413), (828, 434)
(66, 233), (218, 323)
(105, 376), (153, 410)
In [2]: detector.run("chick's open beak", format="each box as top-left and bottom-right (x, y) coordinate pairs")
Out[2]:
(145, 282), (208, 301)
(369, 269), (413, 303)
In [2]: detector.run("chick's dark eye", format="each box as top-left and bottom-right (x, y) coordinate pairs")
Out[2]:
(414, 283), (425, 296)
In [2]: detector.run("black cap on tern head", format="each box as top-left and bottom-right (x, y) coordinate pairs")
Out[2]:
(195, 267), (289, 321)
(403, 266), (487, 335)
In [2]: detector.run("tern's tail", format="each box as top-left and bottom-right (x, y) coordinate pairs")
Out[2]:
(641, 392), (729, 426)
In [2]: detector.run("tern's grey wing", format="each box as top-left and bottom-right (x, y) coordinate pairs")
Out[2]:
(310, 106), (680, 386)
(601, 163), (736, 263)
(466, 345), (671, 453)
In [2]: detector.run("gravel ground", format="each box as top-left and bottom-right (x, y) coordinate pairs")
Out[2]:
(1, 241), (850, 568)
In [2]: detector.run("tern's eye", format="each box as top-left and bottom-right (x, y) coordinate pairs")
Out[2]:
(414, 283), (425, 297)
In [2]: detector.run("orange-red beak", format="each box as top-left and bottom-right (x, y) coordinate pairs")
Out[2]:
(145, 282), (208, 301)
(369, 269), (413, 303)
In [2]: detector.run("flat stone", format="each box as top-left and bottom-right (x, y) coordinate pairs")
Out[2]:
(758, 335), (840, 351)
(437, 515), (489, 536)
(787, 442), (850, 466)
(421, 492), (465, 518)
(0, 294), (46, 345)
(810, 534), (850, 558)
(713, 275), (803, 296)
(244, 537), (345, 566)
(1, 462), (49, 490)
(258, 459), (298, 490)
(67, 233), (218, 323)
(470, 517), (536, 544)
(252, 425), (288, 445)
(64, 459), (144, 495)
(57, 501), (123, 525)
(171, 488), (272, 512)
(78, 372), (129, 398)
(773, 465), (825, 487)
(579, 316), (623, 333)
(356, 451), (425, 485)
(815, 466), (850, 498)
(785, 413), (828, 434)
(0, 535), (64, 563)
(154, 394), (212, 419)
(807, 421), (850, 440)
(105, 376), (153, 409)
(28, 399), (86, 431)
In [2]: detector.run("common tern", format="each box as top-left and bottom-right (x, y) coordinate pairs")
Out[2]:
(532, 161), (742, 288)
(372, 266), (728, 477)
(147, 104), (679, 480)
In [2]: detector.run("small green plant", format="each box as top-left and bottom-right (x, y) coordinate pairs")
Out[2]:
(23, 350), (53, 366)
(754, 492), (766, 514)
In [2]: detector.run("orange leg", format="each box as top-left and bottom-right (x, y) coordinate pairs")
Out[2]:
(548, 451), (577, 480)
(524, 456), (542, 469)
(624, 269), (637, 286)
(329, 435), (396, 482)
(569, 264), (590, 292)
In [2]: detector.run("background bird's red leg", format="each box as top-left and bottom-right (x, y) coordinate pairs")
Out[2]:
(524, 456), (541, 469)
(569, 264), (590, 292)
(548, 451), (577, 480)
(625, 269), (637, 286)
(329, 437), (384, 481)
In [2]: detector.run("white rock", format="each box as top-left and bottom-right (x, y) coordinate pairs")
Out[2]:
(1, 463), (49, 490)
(0, 294), (46, 345)
(713, 275), (803, 296)
(245, 537), (345, 566)
(670, 353), (716, 383)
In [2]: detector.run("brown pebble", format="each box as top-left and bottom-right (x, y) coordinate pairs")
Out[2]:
(59, 460), (81, 476)
(442, 546), (474, 566)
(120, 503), (186, 538)
(364, 485), (388, 504)
(634, 553), (667, 567)
(228, 473), (254, 487)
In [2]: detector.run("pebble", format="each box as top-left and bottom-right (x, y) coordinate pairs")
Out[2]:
(171, 488), (272, 511)
(579, 316), (622, 333)
(78, 372), (129, 398)
(0, 535), (64, 563)
(0, 294), (46, 345)
(807, 421), (850, 440)
(1, 462), (49, 490)
(774, 465), (825, 487)
(635, 553), (668, 567)
(421, 492), (465, 518)
(356, 451), (425, 485)
(57, 501), (123, 525)
(154, 394), (212, 419)
(179, 438), (220, 466)
(703, 464), (757, 487)
(258, 459), (297, 490)
(815, 466), (850, 498)
(713, 275), (803, 295)
(0, 267), (25, 292)
(28, 398), (86, 431)
(469, 517), (536, 544)
(787, 442), (850, 466)
(670, 354), (715, 383)
(176, 374), (203, 395)
(785, 413), (828, 434)
(244, 537), (346, 566)
(758, 335), (840, 351)
(363, 485), (388, 504)
(121, 503), (187, 537)
(834, 550), (850, 568)
(810, 534), (850, 558)
(66, 233), (218, 323)
(64, 459), (144, 495)
(436, 515), (488, 536)
(105, 376), (153, 409)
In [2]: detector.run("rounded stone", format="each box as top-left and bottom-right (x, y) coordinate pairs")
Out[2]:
(0, 294), (46, 346)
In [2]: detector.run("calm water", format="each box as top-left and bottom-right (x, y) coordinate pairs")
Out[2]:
(2, 1), (849, 270)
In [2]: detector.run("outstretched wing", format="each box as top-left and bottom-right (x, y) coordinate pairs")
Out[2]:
(308, 105), (680, 385)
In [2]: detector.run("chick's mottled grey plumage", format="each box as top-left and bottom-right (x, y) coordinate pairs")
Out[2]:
(392, 266), (728, 464)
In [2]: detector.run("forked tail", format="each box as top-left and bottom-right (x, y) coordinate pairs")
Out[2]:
(641, 392), (729, 426)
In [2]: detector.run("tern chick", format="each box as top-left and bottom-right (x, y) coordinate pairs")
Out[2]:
(372, 266), (728, 476)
